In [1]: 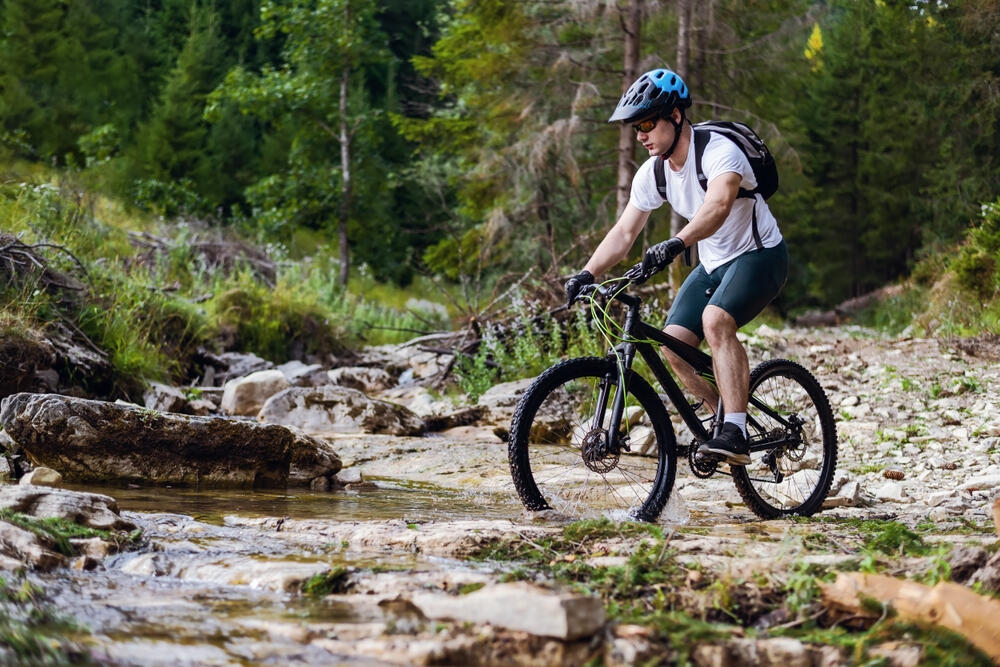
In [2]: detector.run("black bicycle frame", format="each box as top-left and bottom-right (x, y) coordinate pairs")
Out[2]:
(592, 286), (800, 456)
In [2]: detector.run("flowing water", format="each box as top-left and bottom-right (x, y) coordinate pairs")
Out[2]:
(37, 480), (523, 665)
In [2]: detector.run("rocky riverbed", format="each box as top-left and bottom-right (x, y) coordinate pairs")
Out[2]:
(1, 325), (999, 665)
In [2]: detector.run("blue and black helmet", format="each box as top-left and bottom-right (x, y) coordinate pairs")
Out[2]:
(608, 69), (691, 123)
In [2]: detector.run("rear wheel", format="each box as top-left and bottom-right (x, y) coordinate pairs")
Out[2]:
(508, 357), (677, 522)
(732, 359), (837, 519)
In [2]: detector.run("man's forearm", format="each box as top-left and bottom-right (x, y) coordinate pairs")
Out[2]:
(583, 204), (650, 277)
(584, 231), (632, 276)
(677, 198), (729, 247)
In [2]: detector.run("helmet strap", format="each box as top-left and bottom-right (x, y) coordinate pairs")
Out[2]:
(659, 112), (686, 160)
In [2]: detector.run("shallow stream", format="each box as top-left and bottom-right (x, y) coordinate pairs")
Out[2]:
(39, 480), (523, 665)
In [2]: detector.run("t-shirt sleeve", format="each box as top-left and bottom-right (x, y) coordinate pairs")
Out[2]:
(628, 157), (666, 212)
(701, 135), (757, 191)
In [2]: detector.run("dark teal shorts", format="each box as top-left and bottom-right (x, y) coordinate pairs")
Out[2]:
(666, 240), (788, 340)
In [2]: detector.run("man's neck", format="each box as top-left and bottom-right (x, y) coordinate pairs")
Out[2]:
(666, 123), (691, 171)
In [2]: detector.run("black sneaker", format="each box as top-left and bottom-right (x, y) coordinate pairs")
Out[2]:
(697, 423), (751, 466)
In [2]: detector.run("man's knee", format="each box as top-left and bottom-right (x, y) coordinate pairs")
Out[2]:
(661, 324), (699, 371)
(702, 306), (736, 345)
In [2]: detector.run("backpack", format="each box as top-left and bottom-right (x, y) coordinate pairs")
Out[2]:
(653, 120), (778, 252)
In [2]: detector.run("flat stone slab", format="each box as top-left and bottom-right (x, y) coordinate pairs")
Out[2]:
(0, 392), (340, 488)
(411, 582), (606, 640)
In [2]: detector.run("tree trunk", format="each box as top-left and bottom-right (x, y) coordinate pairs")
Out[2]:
(615, 0), (641, 219)
(669, 0), (694, 294)
(338, 63), (351, 287)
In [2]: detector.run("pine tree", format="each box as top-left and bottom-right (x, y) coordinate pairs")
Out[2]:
(138, 7), (226, 185)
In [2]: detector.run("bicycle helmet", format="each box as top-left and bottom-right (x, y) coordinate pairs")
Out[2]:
(608, 69), (691, 124)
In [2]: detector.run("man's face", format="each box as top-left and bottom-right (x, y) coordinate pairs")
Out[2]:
(633, 110), (679, 156)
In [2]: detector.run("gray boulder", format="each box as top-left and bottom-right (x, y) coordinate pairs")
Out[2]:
(0, 484), (134, 531)
(221, 370), (291, 416)
(259, 386), (424, 436)
(0, 392), (341, 488)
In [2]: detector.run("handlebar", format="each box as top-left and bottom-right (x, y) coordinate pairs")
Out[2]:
(571, 275), (642, 309)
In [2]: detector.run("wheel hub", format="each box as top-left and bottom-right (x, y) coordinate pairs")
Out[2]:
(580, 428), (619, 473)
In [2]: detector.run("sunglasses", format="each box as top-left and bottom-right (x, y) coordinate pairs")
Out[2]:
(632, 118), (659, 133)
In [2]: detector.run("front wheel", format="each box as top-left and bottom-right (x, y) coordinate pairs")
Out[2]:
(508, 357), (677, 522)
(732, 359), (838, 519)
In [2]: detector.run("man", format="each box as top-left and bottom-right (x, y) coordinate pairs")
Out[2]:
(564, 68), (788, 465)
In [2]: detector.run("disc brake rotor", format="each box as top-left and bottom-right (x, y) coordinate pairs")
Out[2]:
(580, 428), (619, 474)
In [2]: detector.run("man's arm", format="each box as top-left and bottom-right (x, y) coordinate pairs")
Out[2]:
(583, 203), (651, 277)
(676, 172), (741, 246)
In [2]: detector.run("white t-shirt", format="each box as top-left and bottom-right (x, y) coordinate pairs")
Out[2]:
(629, 130), (783, 273)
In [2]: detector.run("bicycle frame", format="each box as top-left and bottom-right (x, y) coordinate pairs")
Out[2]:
(586, 283), (802, 458)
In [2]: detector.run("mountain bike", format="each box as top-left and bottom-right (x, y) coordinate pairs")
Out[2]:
(507, 273), (838, 521)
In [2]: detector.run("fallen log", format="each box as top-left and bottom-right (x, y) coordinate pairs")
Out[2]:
(820, 572), (1000, 661)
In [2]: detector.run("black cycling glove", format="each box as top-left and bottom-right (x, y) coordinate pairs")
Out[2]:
(641, 237), (686, 276)
(564, 269), (594, 305)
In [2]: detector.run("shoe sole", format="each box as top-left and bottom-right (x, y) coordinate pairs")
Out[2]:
(697, 446), (750, 466)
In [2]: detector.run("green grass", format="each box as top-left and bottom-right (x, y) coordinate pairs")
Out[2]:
(300, 567), (350, 597)
(0, 509), (139, 557)
(0, 167), (453, 396)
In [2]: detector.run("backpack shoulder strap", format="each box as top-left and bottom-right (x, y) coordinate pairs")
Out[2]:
(654, 155), (667, 200)
(693, 127), (710, 193)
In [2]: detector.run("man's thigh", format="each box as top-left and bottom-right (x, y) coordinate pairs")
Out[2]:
(665, 265), (714, 341)
(709, 242), (788, 328)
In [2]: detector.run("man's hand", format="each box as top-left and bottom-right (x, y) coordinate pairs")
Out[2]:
(640, 237), (685, 276)
(564, 269), (594, 305)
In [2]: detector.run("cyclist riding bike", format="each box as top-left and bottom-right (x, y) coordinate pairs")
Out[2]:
(564, 68), (789, 466)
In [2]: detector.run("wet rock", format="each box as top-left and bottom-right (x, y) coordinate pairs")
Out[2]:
(410, 582), (605, 640)
(221, 370), (290, 416)
(70, 536), (117, 560)
(287, 429), (342, 487)
(332, 467), (362, 486)
(258, 386), (423, 436)
(327, 367), (395, 393)
(0, 520), (64, 571)
(0, 392), (340, 487)
(0, 457), (12, 483)
(0, 484), (134, 530)
(226, 517), (557, 559)
(143, 382), (187, 414)
(19, 466), (62, 487)
(121, 552), (331, 592)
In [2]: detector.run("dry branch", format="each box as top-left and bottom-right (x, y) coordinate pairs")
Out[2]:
(820, 572), (1000, 661)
